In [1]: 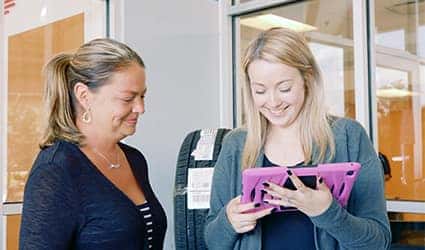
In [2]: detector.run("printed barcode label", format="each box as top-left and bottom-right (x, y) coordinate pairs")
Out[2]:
(190, 129), (218, 161)
(192, 194), (210, 203)
(187, 168), (214, 209)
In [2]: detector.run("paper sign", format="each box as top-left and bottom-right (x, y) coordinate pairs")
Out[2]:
(191, 129), (218, 161)
(187, 167), (214, 209)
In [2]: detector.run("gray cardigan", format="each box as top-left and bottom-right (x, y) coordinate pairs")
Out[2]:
(204, 117), (391, 250)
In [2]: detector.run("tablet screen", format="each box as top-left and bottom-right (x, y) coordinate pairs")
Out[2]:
(284, 175), (316, 190)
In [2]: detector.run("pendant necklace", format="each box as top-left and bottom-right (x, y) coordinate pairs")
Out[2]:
(92, 147), (121, 169)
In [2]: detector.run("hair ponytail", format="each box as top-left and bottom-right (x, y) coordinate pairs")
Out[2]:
(39, 53), (83, 148)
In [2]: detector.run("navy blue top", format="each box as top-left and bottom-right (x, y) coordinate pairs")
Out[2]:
(261, 155), (315, 250)
(20, 140), (167, 250)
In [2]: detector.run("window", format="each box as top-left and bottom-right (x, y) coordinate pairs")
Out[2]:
(1, 1), (107, 248)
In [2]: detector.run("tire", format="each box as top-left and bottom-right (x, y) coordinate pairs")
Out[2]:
(174, 128), (231, 250)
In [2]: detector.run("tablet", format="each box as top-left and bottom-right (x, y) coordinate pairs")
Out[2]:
(241, 162), (360, 213)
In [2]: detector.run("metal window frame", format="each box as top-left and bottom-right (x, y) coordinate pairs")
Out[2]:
(354, 0), (373, 135)
(219, 0), (235, 127)
(1, 0), (6, 247)
(107, 0), (124, 42)
(1, 0), (9, 247)
(228, 0), (294, 16)
(221, 0), (425, 215)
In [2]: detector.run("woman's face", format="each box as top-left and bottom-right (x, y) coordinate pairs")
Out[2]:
(248, 59), (305, 129)
(89, 63), (147, 140)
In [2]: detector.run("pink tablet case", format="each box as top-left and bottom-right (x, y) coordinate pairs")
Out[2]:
(241, 162), (361, 212)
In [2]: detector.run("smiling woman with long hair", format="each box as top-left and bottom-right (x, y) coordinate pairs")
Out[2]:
(204, 28), (391, 250)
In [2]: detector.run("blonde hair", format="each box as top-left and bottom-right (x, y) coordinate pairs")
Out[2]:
(40, 38), (145, 148)
(241, 27), (335, 170)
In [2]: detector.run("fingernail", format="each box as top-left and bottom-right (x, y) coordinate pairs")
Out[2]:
(254, 203), (260, 207)
(262, 182), (270, 187)
(287, 170), (292, 176)
(319, 177), (323, 184)
(271, 208), (277, 213)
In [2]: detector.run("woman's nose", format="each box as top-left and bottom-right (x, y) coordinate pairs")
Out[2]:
(268, 91), (281, 107)
(132, 98), (145, 114)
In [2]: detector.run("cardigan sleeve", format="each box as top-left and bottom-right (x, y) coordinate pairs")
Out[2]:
(204, 133), (240, 250)
(310, 120), (391, 249)
(19, 162), (78, 250)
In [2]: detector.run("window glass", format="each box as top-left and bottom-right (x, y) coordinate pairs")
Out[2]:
(235, 0), (354, 125)
(375, 0), (423, 56)
(1, 1), (106, 246)
(3, 0), (105, 203)
(375, 2), (425, 203)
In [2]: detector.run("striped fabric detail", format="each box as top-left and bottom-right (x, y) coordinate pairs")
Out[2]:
(137, 202), (154, 249)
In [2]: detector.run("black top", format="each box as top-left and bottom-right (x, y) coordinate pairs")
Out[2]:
(20, 140), (167, 250)
(261, 155), (315, 250)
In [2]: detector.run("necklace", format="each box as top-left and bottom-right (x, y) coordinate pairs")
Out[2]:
(92, 147), (121, 169)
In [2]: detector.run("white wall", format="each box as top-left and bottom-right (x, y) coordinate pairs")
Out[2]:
(123, 1), (221, 249)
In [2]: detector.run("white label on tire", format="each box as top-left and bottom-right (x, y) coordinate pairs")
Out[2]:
(190, 129), (218, 161)
(187, 167), (214, 209)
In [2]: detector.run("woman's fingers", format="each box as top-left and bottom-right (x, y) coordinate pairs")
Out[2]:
(236, 206), (274, 222)
(234, 201), (259, 213)
(262, 171), (314, 208)
(316, 176), (329, 191)
(237, 224), (256, 233)
(263, 197), (293, 207)
(231, 208), (273, 233)
(263, 181), (296, 199)
(286, 170), (307, 191)
(251, 207), (274, 219)
(260, 173), (334, 217)
(226, 195), (274, 233)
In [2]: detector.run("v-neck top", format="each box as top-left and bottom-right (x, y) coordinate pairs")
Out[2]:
(20, 139), (167, 250)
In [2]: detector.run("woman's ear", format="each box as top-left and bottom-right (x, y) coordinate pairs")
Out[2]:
(73, 82), (91, 110)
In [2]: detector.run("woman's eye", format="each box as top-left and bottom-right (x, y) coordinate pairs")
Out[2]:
(122, 97), (134, 102)
(255, 90), (265, 94)
(279, 88), (291, 93)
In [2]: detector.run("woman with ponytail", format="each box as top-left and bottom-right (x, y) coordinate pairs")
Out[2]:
(20, 38), (167, 250)
(204, 28), (391, 250)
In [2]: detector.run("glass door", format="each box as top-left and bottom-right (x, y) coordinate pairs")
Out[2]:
(376, 52), (425, 247)
(1, 1), (107, 249)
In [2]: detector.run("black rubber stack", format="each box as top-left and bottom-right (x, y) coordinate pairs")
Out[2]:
(174, 128), (231, 250)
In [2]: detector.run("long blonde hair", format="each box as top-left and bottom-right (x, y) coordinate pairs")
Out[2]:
(241, 28), (335, 169)
(40, 38), (145, 148)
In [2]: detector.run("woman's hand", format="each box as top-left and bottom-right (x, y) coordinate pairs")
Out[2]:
(263, 170), (333, 217)
(226, 195), (274, 233)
